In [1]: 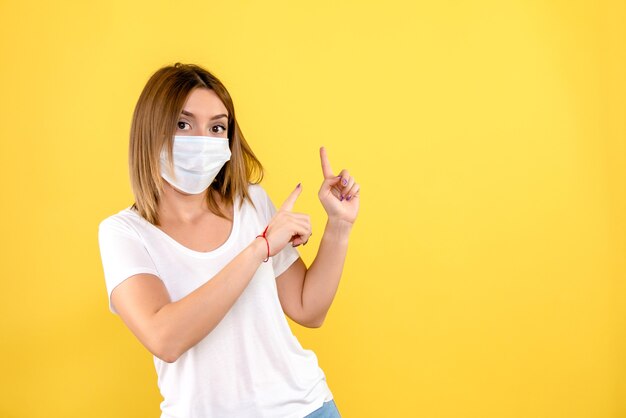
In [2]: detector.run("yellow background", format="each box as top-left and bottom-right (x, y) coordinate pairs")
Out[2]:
(0, 1), (624, 417)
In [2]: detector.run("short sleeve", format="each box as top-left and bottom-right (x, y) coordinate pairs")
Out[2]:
(260, 188), (301, 278)
(97, 217), (160, 315)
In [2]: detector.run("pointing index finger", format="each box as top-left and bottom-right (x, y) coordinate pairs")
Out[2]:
(320, 146), (334, 179)
(279, 183), (302, 212)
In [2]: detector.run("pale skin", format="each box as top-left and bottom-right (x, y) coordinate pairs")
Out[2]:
(111, 87), (360, 363)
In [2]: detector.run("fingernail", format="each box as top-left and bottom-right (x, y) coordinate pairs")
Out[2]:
(346, 195), (351, 201)
(342, 178), (348, 186)
(340, 195), (344, 201)
(296, 183), (301, 188)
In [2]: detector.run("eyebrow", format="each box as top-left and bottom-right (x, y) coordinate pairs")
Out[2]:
(180, 110), (228, 120)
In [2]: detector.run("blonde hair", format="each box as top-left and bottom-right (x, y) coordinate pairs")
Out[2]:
(128, 63), (264, 225)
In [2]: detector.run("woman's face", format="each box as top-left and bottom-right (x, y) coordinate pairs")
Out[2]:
(176, 88), (229, 139)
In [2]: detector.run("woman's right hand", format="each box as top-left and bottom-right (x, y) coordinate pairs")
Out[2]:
(263, 184), (312, 255)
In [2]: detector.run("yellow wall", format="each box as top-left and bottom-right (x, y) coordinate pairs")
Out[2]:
(0, 1), (624, 417)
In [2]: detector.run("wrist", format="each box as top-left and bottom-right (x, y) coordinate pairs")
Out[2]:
(326, 217), (353, 238)
(251, 236), (269, 263)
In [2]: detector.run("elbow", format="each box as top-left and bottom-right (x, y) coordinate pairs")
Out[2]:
(150, 328), (183, 364)
(139, 305), (187, 363)
(157, 348), (179, 364)
(162, 355), (179, 364)
(304, 314), (326, 328)
(149, 337), (179, 363)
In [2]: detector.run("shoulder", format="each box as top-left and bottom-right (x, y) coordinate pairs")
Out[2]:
(246, 182), (268, 197)
(98, 206), (144, 238)
(243, 183), (276, 221)
(245, 182), (270, 205)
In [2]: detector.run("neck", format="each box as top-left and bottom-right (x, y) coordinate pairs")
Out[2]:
(157, 182), (220, 224)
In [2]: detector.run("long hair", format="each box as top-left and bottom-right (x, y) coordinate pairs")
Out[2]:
(128, 63), (264, 225)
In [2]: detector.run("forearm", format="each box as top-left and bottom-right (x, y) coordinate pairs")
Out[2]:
(301, 218), (353, 325)
(154, 237), (267, 362)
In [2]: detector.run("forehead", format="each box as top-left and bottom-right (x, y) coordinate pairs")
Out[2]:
(181, 88), (228, 116)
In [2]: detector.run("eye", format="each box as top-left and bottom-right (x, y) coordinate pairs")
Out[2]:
(211, 125), (226, 134)
(177, 121), (190, 130)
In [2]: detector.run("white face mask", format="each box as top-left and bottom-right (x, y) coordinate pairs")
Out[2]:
(160, 135), (231, 194)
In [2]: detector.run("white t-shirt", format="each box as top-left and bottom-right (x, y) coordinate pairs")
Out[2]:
(97, 183), (333, 418)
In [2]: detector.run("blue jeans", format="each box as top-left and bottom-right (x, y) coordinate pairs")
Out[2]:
(303, 399), (341, 418)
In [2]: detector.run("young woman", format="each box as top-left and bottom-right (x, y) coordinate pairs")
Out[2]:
(97, 63), (360, 418)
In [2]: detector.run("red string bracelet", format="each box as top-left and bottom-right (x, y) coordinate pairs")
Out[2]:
(256, 225), (270, 262)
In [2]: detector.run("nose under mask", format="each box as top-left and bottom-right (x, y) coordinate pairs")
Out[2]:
(159, 135), (231, 194)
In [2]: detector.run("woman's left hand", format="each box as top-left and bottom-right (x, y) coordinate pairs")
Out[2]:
(318, 146), (360, 225)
